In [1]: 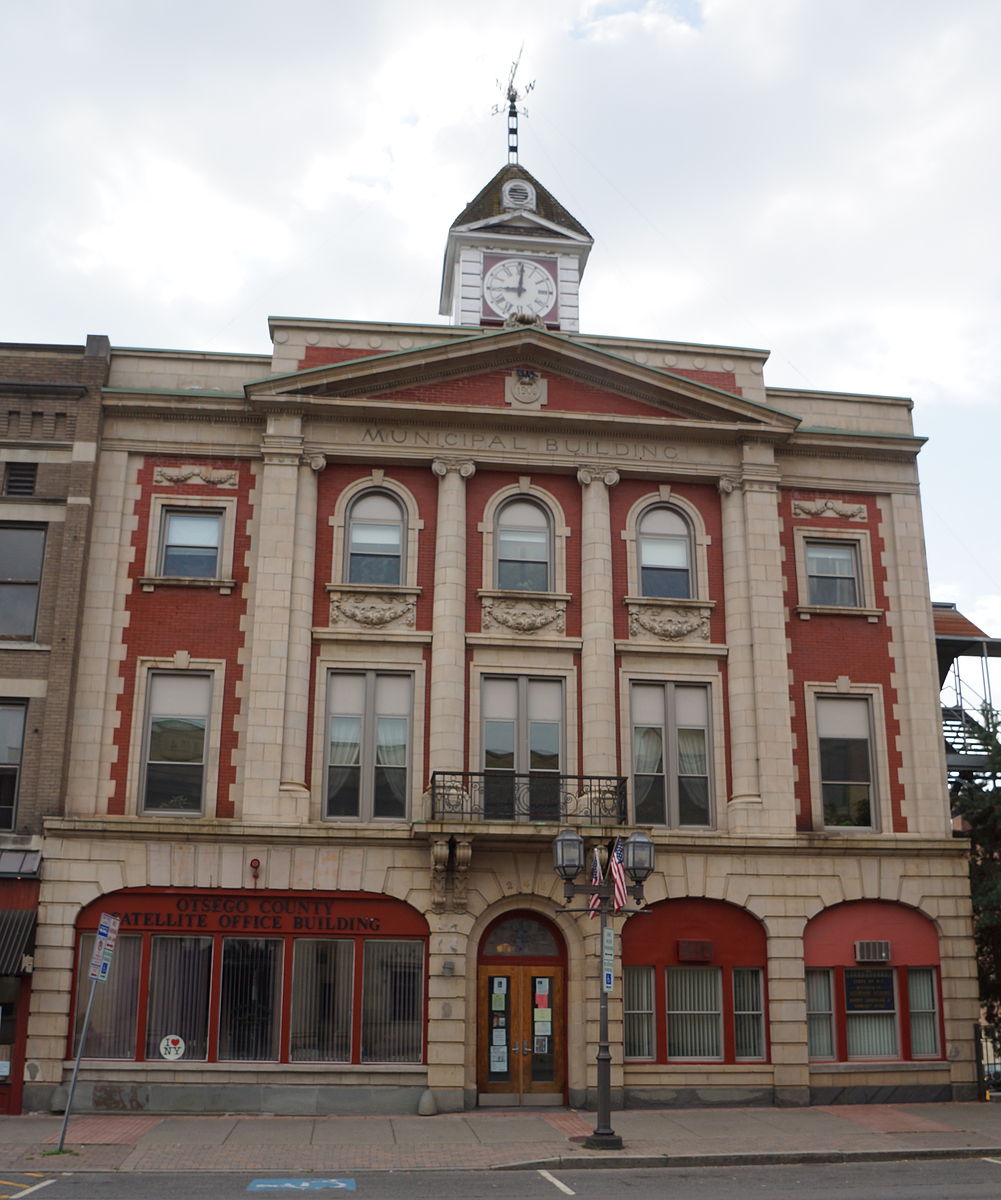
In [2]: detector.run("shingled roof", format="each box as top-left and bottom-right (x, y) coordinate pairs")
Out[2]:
(448, 164), (592, 240)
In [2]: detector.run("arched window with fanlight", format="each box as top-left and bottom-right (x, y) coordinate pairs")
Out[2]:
(495, 499), (552, 592)
(346, 492), (405, 585)
(637, 506), (693, 599)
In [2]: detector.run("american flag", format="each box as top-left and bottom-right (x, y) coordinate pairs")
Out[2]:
(587, 847), (603, 919)
(610, 837), (628, 913)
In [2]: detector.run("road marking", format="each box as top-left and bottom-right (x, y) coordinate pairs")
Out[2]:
(11, 1183), (55, 1199)
(538, 1169), (575, 1196)
(247, 1182), (355, 1192)
(982, 1157), (1001, 1165)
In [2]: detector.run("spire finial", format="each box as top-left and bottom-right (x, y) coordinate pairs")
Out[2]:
(493, 47), (534, 165)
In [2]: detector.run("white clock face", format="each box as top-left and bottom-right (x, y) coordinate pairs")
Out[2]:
(483, 258), (557, 319)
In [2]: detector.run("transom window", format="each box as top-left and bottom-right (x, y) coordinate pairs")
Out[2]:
(806, 541), (859, 607)
(638, 506), (691, 598)
(496, 500), (552, 592)
(0, 525), (45, 639)
(143, 673), (211, 814)
(327, 672), (411, 820)
(632, 682), (711, 827)
(817, 696), (874, 829)
(160, 511), (222, 578)
(346, 492), (404, 585)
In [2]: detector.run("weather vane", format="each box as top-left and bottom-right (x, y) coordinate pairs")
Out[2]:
(492, 47), (535, 164)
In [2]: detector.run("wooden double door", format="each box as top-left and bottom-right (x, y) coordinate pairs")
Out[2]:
(477, 963), (565, 1105)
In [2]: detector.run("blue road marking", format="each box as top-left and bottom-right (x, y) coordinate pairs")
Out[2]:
(248, 1181), (356, 1192)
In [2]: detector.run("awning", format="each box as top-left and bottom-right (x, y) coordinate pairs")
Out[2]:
(0, 909), (37, 975)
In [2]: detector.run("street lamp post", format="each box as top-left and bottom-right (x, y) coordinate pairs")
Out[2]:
(552, 828), (655, 1151)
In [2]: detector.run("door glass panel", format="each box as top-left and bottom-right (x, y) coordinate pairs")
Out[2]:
(530, 975), (555, 1082)
(483, 917), (557, 957)
(487, 975), (512, 1082)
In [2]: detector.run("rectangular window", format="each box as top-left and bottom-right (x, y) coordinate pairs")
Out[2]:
(817, 696), (874, 828)
(327, 672), (410, 820)
(145, 936), (212, 1060)
(908, 967), (939, 1057)
(0, 703), (26, 830)
(806, 541), (860, 607)
(143, 673), (211, 813)
(632, 683), (711, 827)
(623, 965), (655, 1059)
(482, 676), (563, 821)
(0, 525), (45, 639)
(360, 940), (423, 1063)
(806, 968), (835, 1059)
(74, 933), (142, 1058)
(217, 938), (282, 1061)
(845, 966), (898, 1058)
(666, 966), (722, 1059)
(290, 939), (354, 1062)
(733, 968), (765, 1060)
(160, 510), (222, 578)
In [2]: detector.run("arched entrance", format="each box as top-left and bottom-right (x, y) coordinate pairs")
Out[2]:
(476, 910), (566, 1106)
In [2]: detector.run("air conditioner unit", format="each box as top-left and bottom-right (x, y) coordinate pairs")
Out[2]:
(854, 940), (891, 963)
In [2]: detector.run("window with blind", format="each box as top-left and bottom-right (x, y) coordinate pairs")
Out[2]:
(817, 695), (875, 829)
(667, 967), (722, 1059)
(495, 499), (552, 592)
(73, 928), (425, 1066)
(623, 965), (655, 1059)
(806, 965), (941, 1062)
(346, 492), (405, 585)
(160, 510), (222, 578)
(637, 505), (692, 598)
(143, 673), (211, 813)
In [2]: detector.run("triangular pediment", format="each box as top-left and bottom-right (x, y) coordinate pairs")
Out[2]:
(247, 326), (800, 434)
(449, 164), (592, 242)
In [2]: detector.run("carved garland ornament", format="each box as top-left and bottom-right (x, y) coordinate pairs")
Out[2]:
(792, 498), (867, 521)
(482, 596), (566, 634)
(628, 604), (710, 642)
(329, 592), (416, 629)
(154, 466), (238, 487)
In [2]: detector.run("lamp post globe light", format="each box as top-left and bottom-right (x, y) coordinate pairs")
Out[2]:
(551, 828), (655, 1151)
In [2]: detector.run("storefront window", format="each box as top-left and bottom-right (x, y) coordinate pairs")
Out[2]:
(145, 936), (211, 1060)
(361, 940), (423, 1063)
(290, 939), (353, 1063)
(73, 933), (142, 1058)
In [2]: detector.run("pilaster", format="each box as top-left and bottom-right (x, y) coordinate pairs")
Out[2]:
(577, 465), (619, 778)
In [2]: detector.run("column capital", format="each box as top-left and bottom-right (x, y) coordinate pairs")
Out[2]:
(432, 457), (476, 479)
(307, 453), (327, 472)
(718, 474), (742, 495)
(577, 465), (620, 488)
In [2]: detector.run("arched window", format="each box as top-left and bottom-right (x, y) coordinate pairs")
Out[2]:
(496, 499), (552, 592)
(346, 492), (404, 585)
(637, 506), (692, 598)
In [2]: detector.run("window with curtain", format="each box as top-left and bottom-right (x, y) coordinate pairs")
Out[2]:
(160, 510), (222, 578)
(327, 672), (410, 820)
(143, 673), (211, 813)
(346, 492), (404, 584)
(806, 541), (860, 607)
(145, 936), (212, 1059)
(637, 506), (691, 598)
(360, 940), (423, 1063)
(290, 940), (354, 1062)
(667, 966), (722, 1059)
(817, 696), (874, 828)
(218, 938), (283, 1062)
(631, 682), (711, 827)
(74, 933), (142, 1058)
(624, 965), (655, 1059)
(495, 499), (552, 591)
(482, 676), (562, 821)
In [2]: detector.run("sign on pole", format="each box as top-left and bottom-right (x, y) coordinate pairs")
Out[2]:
(601, 925), (615, 993)
(87, 913), (120, 983)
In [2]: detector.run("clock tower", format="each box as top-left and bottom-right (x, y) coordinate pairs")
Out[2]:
(439, 163), (593, 331)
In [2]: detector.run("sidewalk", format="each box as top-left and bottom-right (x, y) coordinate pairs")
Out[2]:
(0, 1103), (1000, 1174)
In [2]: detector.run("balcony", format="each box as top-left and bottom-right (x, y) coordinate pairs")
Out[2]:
(429, 772), (627, 825)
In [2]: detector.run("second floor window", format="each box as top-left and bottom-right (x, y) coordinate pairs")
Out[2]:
(632, 682), (712, 827)
(346, 493), (404, 585)
(482, 676), (562, 821)
(0, 525), (45, 639)
(496, 500), (551, 591)
(0, 702), (26, 830)
(817, 696), (874, 829)
(143, 673), (211, 814)
(327, 672), (410, 820)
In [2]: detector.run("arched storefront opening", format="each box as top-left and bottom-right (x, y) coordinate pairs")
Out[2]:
(476, 910), (566, 1106)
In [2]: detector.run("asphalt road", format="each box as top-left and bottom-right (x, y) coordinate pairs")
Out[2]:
(8, 1159), (1001, 1200)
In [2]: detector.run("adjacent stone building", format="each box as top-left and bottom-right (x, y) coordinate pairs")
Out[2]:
(10, 163), (979, 1115)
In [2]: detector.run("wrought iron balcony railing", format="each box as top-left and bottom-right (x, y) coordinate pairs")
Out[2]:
(429, 771), (627, 824)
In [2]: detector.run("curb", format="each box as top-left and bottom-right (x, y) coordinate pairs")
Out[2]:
(497, 1145), (1001, 1171)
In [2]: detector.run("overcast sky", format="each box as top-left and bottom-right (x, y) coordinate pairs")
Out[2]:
(4, 0), (1000, 685)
